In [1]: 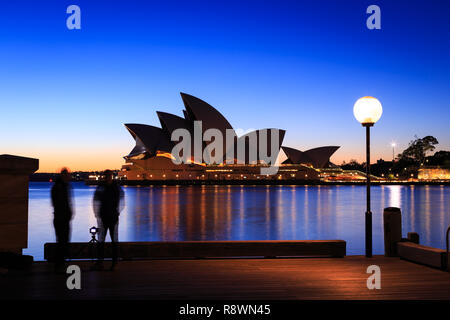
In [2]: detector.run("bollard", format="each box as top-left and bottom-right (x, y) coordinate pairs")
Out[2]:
(383, 207), (402, 257)
(407, 232), (420, 244)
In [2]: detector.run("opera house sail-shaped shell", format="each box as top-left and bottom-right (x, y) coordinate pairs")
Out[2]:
(180, 92), (238, 163)
(304, 146), (340, 168)
(157, 111), (193, 137)
(282, 146), (340, 168)
(157, 111), (195, 161)
(124, 124), (173, 158)
(180, 92), (235, 136)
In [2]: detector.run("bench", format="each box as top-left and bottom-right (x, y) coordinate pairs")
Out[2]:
(44, 240), (346, 261)
(397, 242), (449, 270)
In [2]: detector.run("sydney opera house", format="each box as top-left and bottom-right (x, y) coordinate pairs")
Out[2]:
(118, 93), (341, 181)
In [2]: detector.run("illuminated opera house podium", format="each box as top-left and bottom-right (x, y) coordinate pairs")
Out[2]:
(0, 154), (38, 259)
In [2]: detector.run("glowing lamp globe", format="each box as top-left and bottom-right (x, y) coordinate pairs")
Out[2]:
(353, 96), (383, 126)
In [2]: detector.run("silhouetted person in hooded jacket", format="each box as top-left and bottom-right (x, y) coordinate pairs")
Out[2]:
(92, 170), (124, 271)
(51, 168), (73, 273)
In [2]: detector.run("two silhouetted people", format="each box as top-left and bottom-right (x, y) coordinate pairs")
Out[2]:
(51, 168), (123, 272)
(93, 170), (124, 271)
(51, 168), (73, 273)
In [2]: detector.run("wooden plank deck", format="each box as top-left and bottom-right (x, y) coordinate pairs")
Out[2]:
(0, 255), (449, 300)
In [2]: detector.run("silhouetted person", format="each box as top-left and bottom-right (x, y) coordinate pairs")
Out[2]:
(51, 168), (73, 273)
(92, 170), (124, 271)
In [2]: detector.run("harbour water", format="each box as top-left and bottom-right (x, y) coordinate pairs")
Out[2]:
(25, 182), (450, 260)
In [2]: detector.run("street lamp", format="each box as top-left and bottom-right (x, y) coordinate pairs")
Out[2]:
(391, 142), (396, 161)
(353, 96), (383, 258)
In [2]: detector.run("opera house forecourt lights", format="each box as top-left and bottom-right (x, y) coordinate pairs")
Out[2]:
(353, 96), (383, 258)
(118, 93), (343, 182)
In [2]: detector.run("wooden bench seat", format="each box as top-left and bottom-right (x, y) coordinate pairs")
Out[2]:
(44, 240), (346, 261)
(397, 241), (449, 270)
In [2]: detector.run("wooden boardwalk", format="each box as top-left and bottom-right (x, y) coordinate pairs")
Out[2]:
(1, 255), (449, 300)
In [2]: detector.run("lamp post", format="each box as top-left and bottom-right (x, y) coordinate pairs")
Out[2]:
(353, 96), (383, 258)
(391, 142), (396, 162)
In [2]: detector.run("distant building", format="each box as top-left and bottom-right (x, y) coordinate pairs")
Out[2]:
(118, 93), (340, 181)
(418, 167), (450, 180)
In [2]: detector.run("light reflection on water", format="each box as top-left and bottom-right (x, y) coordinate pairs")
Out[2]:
(25, 182), (450, 260)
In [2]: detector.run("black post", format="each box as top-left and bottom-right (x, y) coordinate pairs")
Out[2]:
(365, 124), (372, 258)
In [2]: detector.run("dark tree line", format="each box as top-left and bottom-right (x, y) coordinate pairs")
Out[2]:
(341, 135), (450, 178)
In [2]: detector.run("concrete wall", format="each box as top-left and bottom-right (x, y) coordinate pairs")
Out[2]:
(0, 155), (39, 254)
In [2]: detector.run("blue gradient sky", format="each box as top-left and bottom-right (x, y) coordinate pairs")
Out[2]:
(1, 0), (449, 171)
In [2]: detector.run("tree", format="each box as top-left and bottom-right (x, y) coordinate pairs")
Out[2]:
(392, 136), (439, 178)
(341, 159), (364, 171)
(398, 135), (439, 164)
(426, 150), (450, 167)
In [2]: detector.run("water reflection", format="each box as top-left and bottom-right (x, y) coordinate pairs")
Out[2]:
(425, 186), (431, 243)
(386, 185), (402, 208)
(25, 182), (450, 260)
